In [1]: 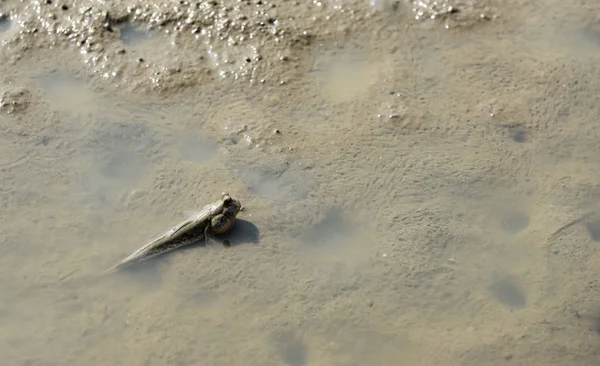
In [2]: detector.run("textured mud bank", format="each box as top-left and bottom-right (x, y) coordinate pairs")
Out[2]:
(0, 0), (496, 93)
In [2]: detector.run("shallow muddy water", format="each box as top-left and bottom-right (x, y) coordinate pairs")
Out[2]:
(1, 0), (600, 365)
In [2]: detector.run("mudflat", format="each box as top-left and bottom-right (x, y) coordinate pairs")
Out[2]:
(1, 0), (600, 365)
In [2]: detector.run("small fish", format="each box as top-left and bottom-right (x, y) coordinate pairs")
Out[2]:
(105, 192), (242, 273)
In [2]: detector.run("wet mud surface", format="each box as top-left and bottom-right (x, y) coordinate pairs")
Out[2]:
(2, 0), (600, 365)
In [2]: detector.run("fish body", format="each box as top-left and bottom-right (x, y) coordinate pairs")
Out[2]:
(108, 193), (242, 271)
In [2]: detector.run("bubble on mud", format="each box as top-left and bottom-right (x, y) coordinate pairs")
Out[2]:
(500, 211), (530, 234)
(585, 220), (600, 242)
(488, 276), (526, 309)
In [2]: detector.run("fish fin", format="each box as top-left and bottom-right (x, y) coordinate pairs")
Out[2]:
(204, 224), (231, 247)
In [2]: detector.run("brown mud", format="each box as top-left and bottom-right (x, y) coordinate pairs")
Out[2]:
(1, 0), (600, 365)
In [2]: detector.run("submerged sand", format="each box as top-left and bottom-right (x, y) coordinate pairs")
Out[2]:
(1, 0), (600, 365)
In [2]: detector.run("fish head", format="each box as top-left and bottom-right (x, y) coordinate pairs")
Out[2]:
(221, 192), (242, 217)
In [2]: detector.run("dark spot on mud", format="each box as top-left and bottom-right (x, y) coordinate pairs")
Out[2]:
(580, 26), (600, 47)
(585, 220), (600, 242)
(219, 136), (238, 145)
(512, 130), (528, 142)
(0, 15), (10, 33)
(61, 4), (69, 11)
(593, 312), (600, 335)
(500, 211), (529, 234)
(488, 276), (526, 309)
(273, 332), (308, 366)
(592, 316), (600, 336)
(510, 126), (529, 143)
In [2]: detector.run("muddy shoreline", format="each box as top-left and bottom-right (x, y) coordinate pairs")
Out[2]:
(0, 0), (497, 94)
